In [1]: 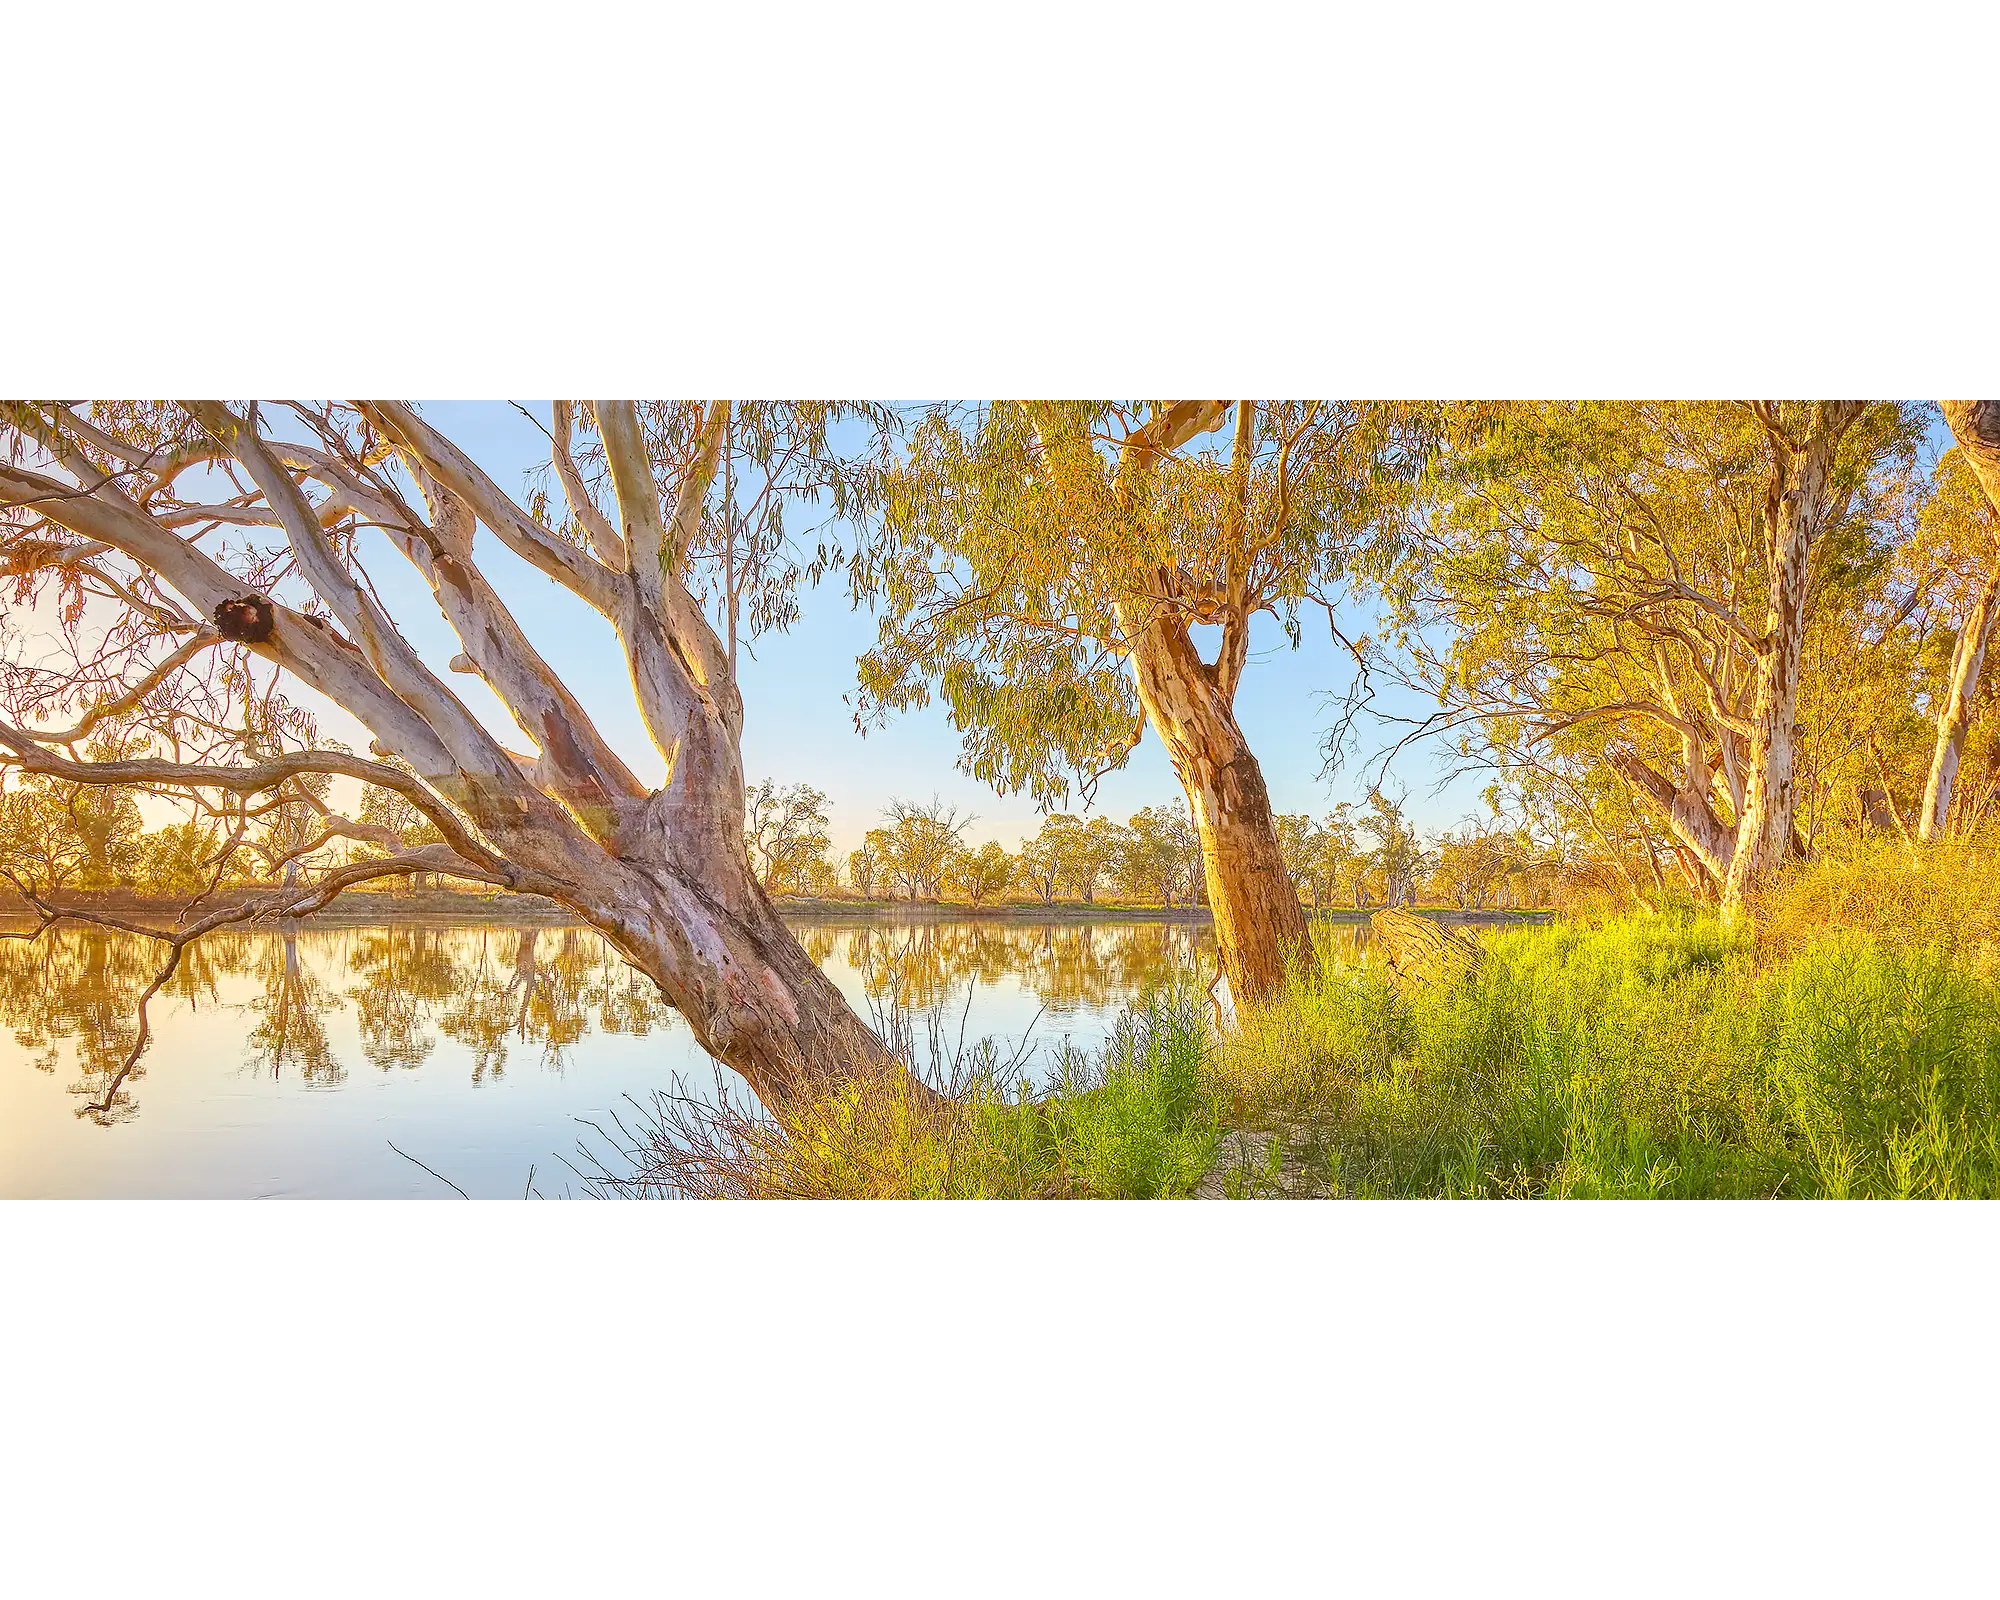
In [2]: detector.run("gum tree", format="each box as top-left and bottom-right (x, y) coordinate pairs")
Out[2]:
(850, 401), (1428, 1002)
(1919, 404), (2000, 839)
(0, 400), (900, 1109)
(1387, 400), (1917, 919)
(743, 780), (834, 894)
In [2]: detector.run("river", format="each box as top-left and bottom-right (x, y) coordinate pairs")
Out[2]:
(0, 915), (1371, 1199)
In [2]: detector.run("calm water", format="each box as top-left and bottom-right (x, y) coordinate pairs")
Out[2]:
(0, 915), (1343, 1198)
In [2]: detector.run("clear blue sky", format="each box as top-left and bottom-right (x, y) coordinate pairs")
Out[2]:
(347, 402), (1486, 856)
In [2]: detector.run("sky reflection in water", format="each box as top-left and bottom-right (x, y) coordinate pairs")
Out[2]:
(0, 916), (1355, 1199)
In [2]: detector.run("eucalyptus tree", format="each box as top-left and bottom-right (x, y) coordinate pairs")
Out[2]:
(0, 778), (93, 894)
(1014, 829), (1063, 904)
(847, 836), (882, 899)
(548, 401), (890, 674)
(1389, 400), (1919, 918)
(1025, 812), (1124, 904)
(1357, 789), (1427, 908)
(136, 819), (223, 898)
(944, 840), (1015, 906)
(874, 797), (973, 901)
(743, 779), (834, 894)
(1274, 814), (1319, 904)
(1115, 806), (1185, 908)
(0, 751), (144, 893)
(1918, 405), (2000, 839)
(1272, 807), (1366, 909)
(1303, 807), (1363, 909)
(850, 400), (1431, 1002)
(1117, 803), (1200, 908)
(0, 400), (899, 1109)
(1430, 825), (1514, 911)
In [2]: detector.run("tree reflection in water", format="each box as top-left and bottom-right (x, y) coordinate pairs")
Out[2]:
(0, 915), (1355, 1123)
(831, 919), (1221, 1016)
(0, 926), (232, 1123)
(243, 932), (340, 1086)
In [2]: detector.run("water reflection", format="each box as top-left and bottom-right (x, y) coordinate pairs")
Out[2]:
(0, 916), (1372, 1131)
(824, 918), (1219, 1014)
(243, 934), (340, 1086)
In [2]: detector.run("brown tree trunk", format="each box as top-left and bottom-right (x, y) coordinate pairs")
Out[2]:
(1125, 614), (1309, 1006)
(589, 825), (902, 1111)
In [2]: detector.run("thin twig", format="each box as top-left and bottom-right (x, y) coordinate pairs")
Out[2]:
(387, 1139), (470, 1198)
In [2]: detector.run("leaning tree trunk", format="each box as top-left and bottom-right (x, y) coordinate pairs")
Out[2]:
(1125, 612), (1309, 1006)
(1, 402), (907, 1121)
(1925, 402), (2000, 841)
(1920, 572), (2000, 841)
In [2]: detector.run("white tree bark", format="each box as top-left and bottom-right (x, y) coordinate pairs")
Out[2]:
(0, 401), (902, 1111)
(1923, 402), (2000, 840)
(1719, 402), (1864, 917)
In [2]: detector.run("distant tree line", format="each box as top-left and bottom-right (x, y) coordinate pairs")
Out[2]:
(727, 781), (1565, 912)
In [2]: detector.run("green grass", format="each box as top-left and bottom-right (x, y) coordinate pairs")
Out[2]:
(1216, 906), (2000, 1198)
(1034, 996), (1220, 1197)
(597, 990), (1220, 1199)
(603, 848), (2000, 1199)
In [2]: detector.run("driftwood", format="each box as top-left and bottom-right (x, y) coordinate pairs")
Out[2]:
(1369, 908), (1484, 989)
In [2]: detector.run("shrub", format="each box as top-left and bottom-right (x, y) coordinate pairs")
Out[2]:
(1753, 837), (2000, 972)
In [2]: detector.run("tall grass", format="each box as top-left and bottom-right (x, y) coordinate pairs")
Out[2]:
(583, 846), (2000, 1199)
(576, 990), (1219, 1200)
(1752, 836), (2000, 971)
(1218, 894), (2000, 1198)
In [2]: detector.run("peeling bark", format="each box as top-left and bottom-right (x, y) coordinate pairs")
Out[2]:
(1719, 402), (1864, 918)
(1123, 607), (1309, 1005)
(1923, 402), (2000, 841)
(1919, 573), (2000, 841)
(2, 403), (904, 1116)
(1608, 747), (1736, 887)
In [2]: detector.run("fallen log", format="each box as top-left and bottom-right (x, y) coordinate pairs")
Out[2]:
(1369, 907), (1483, 989)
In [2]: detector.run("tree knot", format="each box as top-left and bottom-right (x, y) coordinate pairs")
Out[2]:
(212, 594), (276, 643)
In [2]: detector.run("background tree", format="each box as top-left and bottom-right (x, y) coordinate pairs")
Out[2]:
(1430, 821), (1515, 910)
(135, 819), (222, 898)
(847, 836), (882, 900)
(1358, 790), (1426, 908)
(1274, 814), (1311, 903)
(352, 766), (449, 891)
(1117, 803), (1199, 908)
(0, 777), (92, 896)
(1014, 827), (1063, 904)
(1311, 807), (1364, 910)
(744, 780), (834, 895)
(1028, 812), (1125, 905)
(1387, 400), (1917, 919)
(1274, 806), (1363, 909)
(875, 797), (973, 902)
(850, 400), (1433, 1001)
(68, 782), (145, 889)
(944, 840), (1015, 906)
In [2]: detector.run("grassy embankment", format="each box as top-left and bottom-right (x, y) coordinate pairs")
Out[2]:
(596, 842), (2000, 1199)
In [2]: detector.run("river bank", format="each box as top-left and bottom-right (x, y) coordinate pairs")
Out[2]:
(0, 887), (1555, 930)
